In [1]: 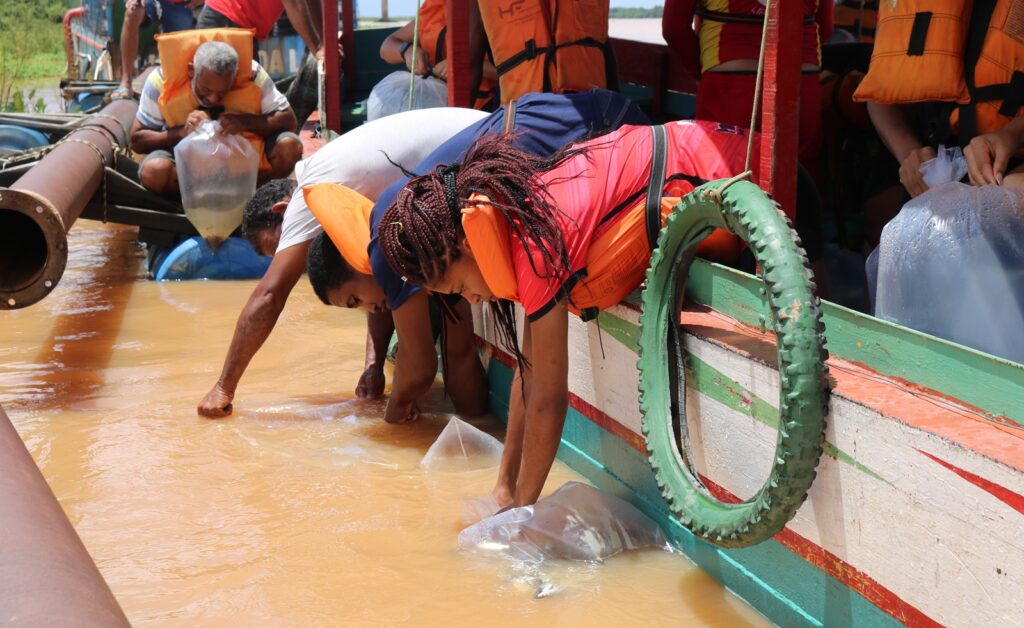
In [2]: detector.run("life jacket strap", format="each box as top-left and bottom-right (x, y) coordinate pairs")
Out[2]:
(971, 71), (1024, 117)
(695, 6), (814, 26)
(958, 0), (999, 144)
(646, 125), (669, 252)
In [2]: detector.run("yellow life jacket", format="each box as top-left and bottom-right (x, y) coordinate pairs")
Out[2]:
(302, 183), (374, 275)
(854, 0), (1024, 139)
(479, 0), (613, 105)
(155, 28), (271, 170)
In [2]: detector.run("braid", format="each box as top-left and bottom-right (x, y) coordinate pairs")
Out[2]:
(378, 133), (590, 374)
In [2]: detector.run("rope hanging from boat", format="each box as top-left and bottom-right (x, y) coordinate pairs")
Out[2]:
(407, 0), (423, 111)
(744, 0), (772, 174)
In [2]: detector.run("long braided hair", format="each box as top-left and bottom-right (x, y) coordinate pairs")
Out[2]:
(378, 133), (589, 371)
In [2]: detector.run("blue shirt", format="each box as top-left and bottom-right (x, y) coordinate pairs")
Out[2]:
(369, 89), (650, 309)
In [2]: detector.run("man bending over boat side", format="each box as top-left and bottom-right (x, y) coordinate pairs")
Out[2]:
(196, 107), (489, 418)
(129, 32), (303, 196)
(304, 90), (649, 425)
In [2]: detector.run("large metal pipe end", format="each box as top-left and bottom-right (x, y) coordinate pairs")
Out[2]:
(0, 189), (68, 310)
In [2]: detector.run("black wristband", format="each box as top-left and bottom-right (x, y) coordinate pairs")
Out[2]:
(398, 41), (412, 60)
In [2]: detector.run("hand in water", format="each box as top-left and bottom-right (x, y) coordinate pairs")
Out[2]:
(198, 383), (234, 418)
(492, 483), (514, 511)
(184, 110), (210, 135)
(385, 400), (420, 424)
(355, 366), (385, 399)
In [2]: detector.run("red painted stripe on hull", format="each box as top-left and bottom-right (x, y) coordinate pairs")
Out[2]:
(476, 334), (941, 627)
(916, 449), (1024, 516)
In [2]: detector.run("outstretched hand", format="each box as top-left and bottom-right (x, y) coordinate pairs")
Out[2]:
(198, 382), (234, 418)
(385, 399), (421, 424)
(355, 365), (385, 399)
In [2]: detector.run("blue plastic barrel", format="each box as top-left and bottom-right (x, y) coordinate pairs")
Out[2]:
(153, 236), (272, 281)
(0, 125), (49, 155)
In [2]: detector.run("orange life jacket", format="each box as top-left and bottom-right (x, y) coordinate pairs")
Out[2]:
(853, 0), (1024, 140)
(302, 183), (374, 275)
(155, 28), (271, 170)
(416, 0), (496, 109)
(463, 192), (739, 318)
(479, 0), (613, 104)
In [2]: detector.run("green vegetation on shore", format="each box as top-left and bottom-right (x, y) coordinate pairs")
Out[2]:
(0, 0), (66, 109)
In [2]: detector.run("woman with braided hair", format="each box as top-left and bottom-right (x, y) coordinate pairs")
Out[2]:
(378, 119), (783, 508)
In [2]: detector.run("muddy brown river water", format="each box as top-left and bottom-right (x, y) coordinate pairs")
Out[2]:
(0, 222), (769, 626)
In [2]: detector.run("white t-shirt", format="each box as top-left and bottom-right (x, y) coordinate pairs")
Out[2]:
(276, 107), (489, 253)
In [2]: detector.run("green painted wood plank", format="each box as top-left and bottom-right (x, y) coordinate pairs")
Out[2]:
(487, 361), (903, 628)
(686, 260), (1024, 424)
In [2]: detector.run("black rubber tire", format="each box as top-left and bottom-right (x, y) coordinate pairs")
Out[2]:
(637, 179), (830, 548)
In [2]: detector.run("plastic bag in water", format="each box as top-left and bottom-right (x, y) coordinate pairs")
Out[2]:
(458, 482), (670, 563)
(919, 144), (968, 187)
(420, 416), (503, 470)
(174, 120), (260, 251)
(875, 182), (1024, 363)
(367, 71), (449, 122)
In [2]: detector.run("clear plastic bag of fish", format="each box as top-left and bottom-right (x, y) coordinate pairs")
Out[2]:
(458, 482), (670, 563)
(420, 416), (503, 470)
(174, 119), (260, 251)
(366, 70), (449, 121)
(875, 182), (1024, 363)
(918, 144), (968, 187)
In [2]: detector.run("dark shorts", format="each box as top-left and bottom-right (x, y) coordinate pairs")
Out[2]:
(139, 131), (301, 173)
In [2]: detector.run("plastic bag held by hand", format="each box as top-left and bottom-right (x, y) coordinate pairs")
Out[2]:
(458, 482), (670, 563)
(174, 120), (260, 251)
(876, 182), (1024, 363)
(420, 416), (503, 470)
(367, 71), (448, 121)
(918, 144), (968, 187)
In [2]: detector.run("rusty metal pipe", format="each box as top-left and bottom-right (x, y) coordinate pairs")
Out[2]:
(0, 404), (129, 626)
(63, 7), (86, 78)
(0, 99), (137, 310)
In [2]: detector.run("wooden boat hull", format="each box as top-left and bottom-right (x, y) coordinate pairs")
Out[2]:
(474, 260), (1024, 627)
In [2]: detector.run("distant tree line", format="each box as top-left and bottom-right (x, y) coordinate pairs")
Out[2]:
(609, 6), (664, 18)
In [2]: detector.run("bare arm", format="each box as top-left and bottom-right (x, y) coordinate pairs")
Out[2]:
(129, 117), (188, 153)
(219, 108), (298, 136)
(441, 297), (488, 416)
(355, 309), (394, 399)
(494, 318), (531, 508)
(197, 241), (309, 417)
(281, 0), (323, 57)
(385, 291), (439, 423)
(513, 301), (569, 507)
(868, 102), (935, 197)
